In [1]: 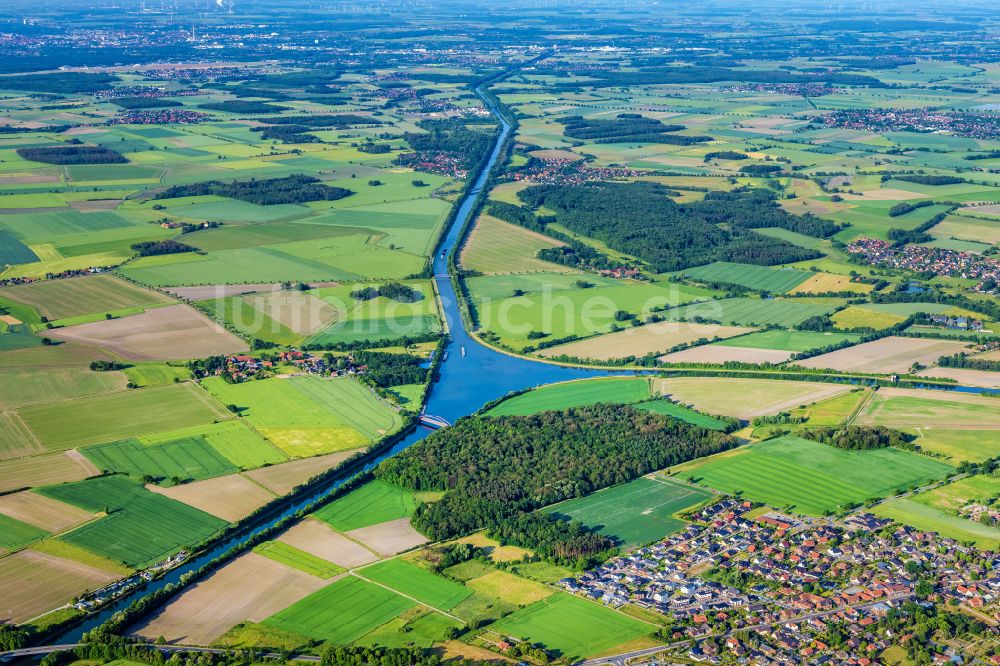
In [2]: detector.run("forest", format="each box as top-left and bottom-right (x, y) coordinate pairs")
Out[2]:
(560, 114), (710, 145)
(516, 182), (825, 271)
(16, 145), (128, 165)
(375, 404), (739, 563)
(155, 174), (353, 205)
(198, 100), (290, 114)
(109, 97), (182, 109)
(398, 118), (496, 170)
(799, 425), (916, 450)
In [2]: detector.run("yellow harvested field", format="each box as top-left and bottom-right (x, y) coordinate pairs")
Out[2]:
(0, 451), (99, 493)
(0, 491), (96, 533)
(794, 336), (970, 374)
(538, 321), (755, 361)
(242, 449), (362, 496)
(659, 345), (792, 365)
(278, 518), (378, 569)
(461, 214), (569, 275)
(916, 367), (1000, 389)
(147, 474), (277, 523)
(842, 188), (926, 201)
(346, 517), (428, 557)
(133, 552), (328, 645)
(654, 377), (854, 419)
(47, 304), (248, 361)
(857, 387), (1000, 431)
(528, 149), (583, 161)
(788, 273), (873, 295)
(466, 570), (554, 606)
(487, 181), (531, 205)
(0, 550), (118, 623)
(165, 284), (283, 300)
(451, 532), (533, 562)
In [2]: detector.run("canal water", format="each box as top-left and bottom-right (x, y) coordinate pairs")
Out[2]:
(56, 85), (615, 642)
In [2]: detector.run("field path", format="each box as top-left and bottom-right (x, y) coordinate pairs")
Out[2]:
(348, 569), (465, 623)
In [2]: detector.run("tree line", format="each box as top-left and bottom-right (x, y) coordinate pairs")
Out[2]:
(17, 145), (128, 165)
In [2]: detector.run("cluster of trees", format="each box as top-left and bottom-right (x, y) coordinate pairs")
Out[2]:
(881, 603), (986, 665)
(350, 282), (422, 302)
(90, 360), (130, 371)
(398, 118), (495, 170)
(375, 404), (738, 565)
(0, 71), (117, 93)
(199, 100), (290, 114)
(109, 97), (181, 110)
(739, 163), (784, 176)
(886, 210), (950, 245)
(516, 182), (824, 271)
(251, 124), (322, 144)
(873, 285), (1000, 321)
(936, 352), (1000, 372)
(17, 145), (128, 165)
(341, 350), (428, 388)
(800, 425), (916, 450)
(155, 174), (352, 206)
(965, 150), (1000, 160)
(323, 646), (485, 666)
(704, 150), (748, 161)
(0, 624), (27, 650)
(358, 143), (391, 154)
(888, 199), (940, 217)
(560, 114), (709, 145)
(131, 239), (196, 257)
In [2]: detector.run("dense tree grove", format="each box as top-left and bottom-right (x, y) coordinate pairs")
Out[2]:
(340, 350), (429, 388)
(130, 239), (196, 257)
(560, 114), (710, 145)
(375, 405), (739, 562)
(0, 71), (117, 93)
(17, 145), (128, 165)
(155, 174), (352, 205)
(799, 425), (916, 450)
(198, 100), (290, 114)
(937, 352), (1000, 372)
(257, 114), (382, 128)
(350, 282), (422, 302)
(251, 124), (322, 143)
(515, 182), (826, 271)
(109, 97), (182, 109)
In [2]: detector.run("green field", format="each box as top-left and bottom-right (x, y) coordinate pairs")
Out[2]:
(0, 367), (127, 410)
(0, 274), (172, 321)
(359, 559), (472, 610)
(633, 400), (729, 430)
(201, 376), (403, 456)
(353, 609), (462, 649)
(714, 329), (860, 352)
(667, 297), (840, 327)
(874, 497), (999, 549)
(81, 436), (238, 483)
(265, 575), (416, 645)
(545, 477), (713, 548)
(0, 513), (48, 551)
(254, 541), (345, 578)
(122, 363), (193, 387)
(682, 262), (812, 293)
(683, 436), (953, 515)
(491, 592), (653, 661)
(12, 383), (230, 453)
(312, 480), (419, 532)
(37, 475), (227, 567)
(486, 377), (650, 416)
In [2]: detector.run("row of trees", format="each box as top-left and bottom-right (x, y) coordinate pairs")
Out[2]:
(799, 425), (917, 450)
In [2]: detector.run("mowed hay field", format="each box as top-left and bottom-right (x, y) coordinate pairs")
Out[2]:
(48, 303), (248, 361)
(681, 262), (811, 293)
(278, 519), (379, 569)
(134, 552), (328, 646)
(264, 575), (417, 645)
(857, 388), (1000, 439)
(461, 214), (570, 275)
(545, 477), (713, 549)
(0, 549), (119, 623)
(10, 382), (231, 453)
(491, 592), (653, 662)
(0, 366), (127, 410)
(202, 376), (402, 457)
(0, 451), (98, 493)
(147, 473), (277, 522)
(654, 377), (854, 419)
(486, 377), (650, 416)
(0, 490), (96, 533)
(0, 274), (172, 321)
(683, 436), (952, 515)
(659, 344), (793, 364)
(794, 336), (971, 374)
(313, 479), (421, 532)
(537, 321), (754, 361)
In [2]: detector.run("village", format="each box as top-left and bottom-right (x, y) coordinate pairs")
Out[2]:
(560, 499), (999, 665)
(848, 237), (1000, 294)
